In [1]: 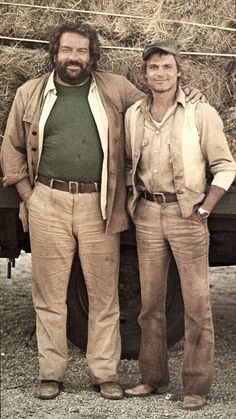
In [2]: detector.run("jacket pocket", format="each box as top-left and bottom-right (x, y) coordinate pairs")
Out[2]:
(23, 111), (34, 123)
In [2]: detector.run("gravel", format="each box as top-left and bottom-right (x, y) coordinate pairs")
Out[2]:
(0, 253), (235, 419)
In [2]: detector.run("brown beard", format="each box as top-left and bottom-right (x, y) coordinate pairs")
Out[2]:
(55, 60), (92, 85)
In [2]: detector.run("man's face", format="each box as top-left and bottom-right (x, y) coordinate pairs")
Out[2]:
(55, 32), (92, 85)
(145, 52), (181, 94)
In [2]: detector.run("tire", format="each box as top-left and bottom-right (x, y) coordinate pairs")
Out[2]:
(66, 245), (184, 359)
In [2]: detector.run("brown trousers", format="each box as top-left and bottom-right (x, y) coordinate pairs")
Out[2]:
(27, 182), (121, 384)
(132, 198), (214, 397)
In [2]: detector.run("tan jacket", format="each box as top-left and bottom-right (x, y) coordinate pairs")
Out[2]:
(1, 70), (144, 233)
(125, 91), (236, 218)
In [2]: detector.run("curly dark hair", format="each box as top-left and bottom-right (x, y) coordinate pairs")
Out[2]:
(48, 21), (101, 70)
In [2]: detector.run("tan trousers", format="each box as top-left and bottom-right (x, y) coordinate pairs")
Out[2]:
(27, 182), (121, 384)
(132, 198), (214, 397)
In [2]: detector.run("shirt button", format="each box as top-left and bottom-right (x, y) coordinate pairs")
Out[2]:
(153, 169), (158, 173)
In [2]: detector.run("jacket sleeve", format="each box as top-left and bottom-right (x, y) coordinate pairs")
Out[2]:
(196, 102), (236, 190)
(120, 76), (144, 111)
(1, 88), (29, 187)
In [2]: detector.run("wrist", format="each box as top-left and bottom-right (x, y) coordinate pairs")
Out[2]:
(198, 206), (210, 219)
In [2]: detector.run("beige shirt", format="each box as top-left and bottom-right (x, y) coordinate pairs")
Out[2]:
(137, 104), (178, 193)
(136, 89), (235, 194)
(125, 89), (236, 218)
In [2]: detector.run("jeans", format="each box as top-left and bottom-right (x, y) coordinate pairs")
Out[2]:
(132, 198), (214, 396)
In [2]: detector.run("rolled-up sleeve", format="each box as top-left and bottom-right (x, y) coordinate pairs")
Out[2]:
(196, 102), (236, 190)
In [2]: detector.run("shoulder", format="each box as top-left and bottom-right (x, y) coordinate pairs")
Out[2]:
(184, 99), (222, 124)
(93, 70), (143, 109)
(93, 70), (128, 83)
(194, 101), (220, 117)
(93, 70), (140, 93)
(17, 73), (50, 94)
(194, 101), (223, 125)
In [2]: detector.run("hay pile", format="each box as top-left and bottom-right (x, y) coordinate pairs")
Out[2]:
(0, 0), (235, 157)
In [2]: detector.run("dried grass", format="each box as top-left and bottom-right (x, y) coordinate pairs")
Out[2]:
(0, 0), (235, 156)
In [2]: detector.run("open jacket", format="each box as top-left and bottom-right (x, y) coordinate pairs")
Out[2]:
(1, 70), (144, 234)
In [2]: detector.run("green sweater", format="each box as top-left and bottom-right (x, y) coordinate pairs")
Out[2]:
(38, 80), (103, 182)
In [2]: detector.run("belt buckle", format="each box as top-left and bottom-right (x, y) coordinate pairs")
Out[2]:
(69, 181), (79, 194)
(155, 192), (166, 204)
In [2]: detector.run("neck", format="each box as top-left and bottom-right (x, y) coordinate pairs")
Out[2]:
(150, 86), (178, 122)
(152, 86), (177, 108)
(55, 73), (90, 87)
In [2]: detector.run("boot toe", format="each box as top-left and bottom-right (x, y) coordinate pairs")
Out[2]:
(99, 382), (123, 400)
(36, 380), (61, 400)
(183, 394), (207, 410)
(124, 383), (157, 397)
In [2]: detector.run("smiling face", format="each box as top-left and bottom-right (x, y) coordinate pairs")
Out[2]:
(55, 32), (92, 85)
(145, 52), (181, 95)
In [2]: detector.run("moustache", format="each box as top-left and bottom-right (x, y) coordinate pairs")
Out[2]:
(65, 61), (83, 68)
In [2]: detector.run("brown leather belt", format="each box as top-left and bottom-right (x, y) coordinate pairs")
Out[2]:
(141, 191), (177, 204)
(37, 174), (101, 194)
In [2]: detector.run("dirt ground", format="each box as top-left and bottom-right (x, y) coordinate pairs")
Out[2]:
(0, 253), (235, 419)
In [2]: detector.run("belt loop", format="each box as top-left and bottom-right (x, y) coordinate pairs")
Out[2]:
(69, 181), (79, 194)
(49, 178), (54, 189)
(159, 192), (166, 205)
(94, 182), (98, 192)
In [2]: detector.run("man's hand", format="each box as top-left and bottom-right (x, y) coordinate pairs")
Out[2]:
(182, 85), (207, 103)
(15, 178), (33, 203)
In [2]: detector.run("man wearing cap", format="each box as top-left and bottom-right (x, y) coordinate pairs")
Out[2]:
(124, 40), (236, 409)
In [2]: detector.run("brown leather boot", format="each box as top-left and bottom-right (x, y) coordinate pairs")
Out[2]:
(183, 394), (207, 410)
(124, 383), (169, 397)
(99, 382), (123, 400)
(36, 380), (62, 400)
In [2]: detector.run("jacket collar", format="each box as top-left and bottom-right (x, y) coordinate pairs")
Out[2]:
(43, 71), (56, 98)
(43, 70), (97, 98)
